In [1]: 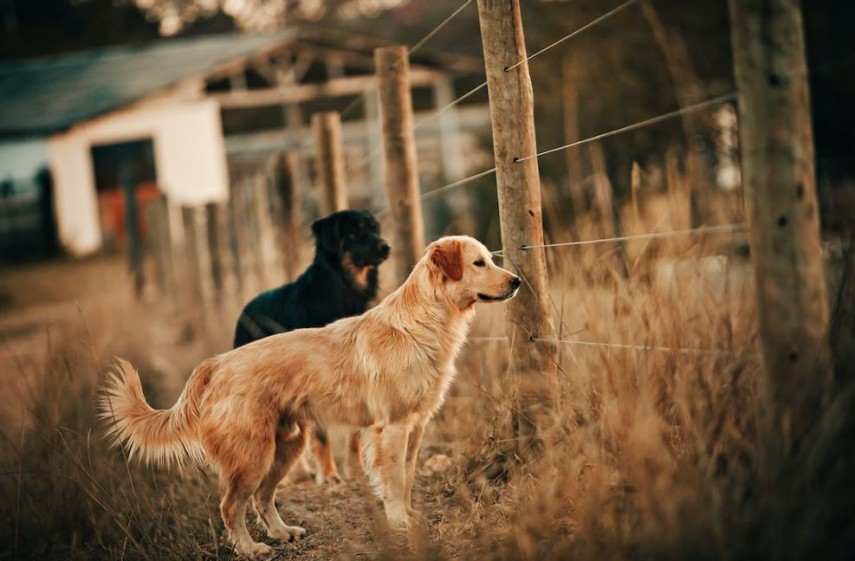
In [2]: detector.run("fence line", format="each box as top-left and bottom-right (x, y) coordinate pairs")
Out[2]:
(375, 93), (737, 215)
(517, 223), (748, 252)
(409, 0), (475, 54)
(340, 0), (475, 120)
(359, 0), (640, 173)
(412, 81), (488, 130)
(469, 335), (758, 358)
(414, 0), (641, 132)
(514, 93), (738, 163)
(375, 165), (496, 216)
(504, 0), (640, 73)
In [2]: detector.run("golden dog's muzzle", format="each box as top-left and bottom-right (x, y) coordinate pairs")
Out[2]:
(477, 276), (521, 302)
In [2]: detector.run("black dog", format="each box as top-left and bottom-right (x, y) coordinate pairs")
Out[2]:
(233, 209), (390, 482)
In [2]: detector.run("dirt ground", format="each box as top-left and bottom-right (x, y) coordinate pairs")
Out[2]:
(0, 254), (493, 560)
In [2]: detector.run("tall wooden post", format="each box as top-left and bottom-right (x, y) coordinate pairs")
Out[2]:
(375, 45), (425, 284)
(181, 205), (211, 338)
(231, 178), (258, 300)
(477, 0), (557, 450)
(562, 53), (587, 225)
(252, 172), (281, 288)
(205, 201), (235, 303)
(589, 142), (617, 240)
(273, 152), (302, 281)
(146, 194), (176, 300)
(631, 161), (642, 228)
(119, 162), (143, 298)
(312, 112), (348, 216)
(729, 0), (831, 451)
(641, 0), (710, 226)
(588, 141), (627, 277)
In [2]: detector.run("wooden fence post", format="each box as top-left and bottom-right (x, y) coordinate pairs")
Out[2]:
(588, 141), (627, 276)
(181, 205), (212, 338)
(253, 172), (281, 289)
(145, 194), (176, 300)
(641, 0), (710, 226)
(230, 178), (258, 301)
(562, 53), (587, 225)
(312, 111), (348, 216)
(119, 163), (143, 298)
(375, 45), (425, 284)
(631, 161), (642, 228)
(205, 201), (235, 303)
(729, 0), (831, 451)
(273, 152), (303, 282)
(477, 0), (557, 451)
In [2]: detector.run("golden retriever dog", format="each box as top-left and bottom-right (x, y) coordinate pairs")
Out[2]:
(99, 235), (520, 557)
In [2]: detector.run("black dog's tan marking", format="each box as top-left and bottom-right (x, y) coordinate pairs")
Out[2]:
(233, 210), (390, 483)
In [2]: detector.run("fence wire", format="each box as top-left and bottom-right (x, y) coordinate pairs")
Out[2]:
(469, 336), (758, 358)
(339, 0), (475, 120)
(505, 0), (640, 73)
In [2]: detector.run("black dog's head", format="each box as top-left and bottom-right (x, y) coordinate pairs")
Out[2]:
(311, 210), (390, 268)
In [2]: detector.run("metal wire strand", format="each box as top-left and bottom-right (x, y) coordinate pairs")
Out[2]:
(469, 336), (757, 358)
(504, 0), (640, 73)
(519, 223), (748, 251)
(514, 93), (738, 164)
(409, 0), (475, 55)
(340, 0), (476, 120)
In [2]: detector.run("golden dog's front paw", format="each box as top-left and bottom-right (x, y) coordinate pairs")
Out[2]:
(236, 540), (272, 558)
(267, 523), (306, 542)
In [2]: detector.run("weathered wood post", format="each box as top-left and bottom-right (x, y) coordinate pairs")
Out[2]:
(181, 205), (211, 338)
(230, 178), (258, 300)
(375, 45), (425, 284)
(729, 0), (831, 451)
(631, 161), (642, 228)
(252, 172), (281, 288)
(641, 0), (710, 227)
(205, 201), (235, 304)
(588, 141), (627, 276)
(273, 152), (302, 282)
(145, 194), (176, 300)
(119, 162), (143, 298)
(562, 53), (587, 226)
(477, 0), (557, 451)
(312, 112), (348, 216)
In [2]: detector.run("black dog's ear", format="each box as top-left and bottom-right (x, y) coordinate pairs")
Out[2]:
(311, 214), (342, 253)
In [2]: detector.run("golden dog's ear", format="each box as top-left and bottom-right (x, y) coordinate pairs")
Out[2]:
(430, 240), (463, 281)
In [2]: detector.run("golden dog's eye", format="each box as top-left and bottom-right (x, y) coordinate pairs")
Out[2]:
(473, 259), (486, 268)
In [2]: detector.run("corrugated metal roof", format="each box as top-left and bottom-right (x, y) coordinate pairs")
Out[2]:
(0, 32), (294, 136)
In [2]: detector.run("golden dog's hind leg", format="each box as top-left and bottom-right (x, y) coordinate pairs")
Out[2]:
(210, 424), (276, 557)
(366, 424), (410, 530)
(404, 421), (427, 523)
(220, 471), (271, 557)
(253, 421), (309, 542)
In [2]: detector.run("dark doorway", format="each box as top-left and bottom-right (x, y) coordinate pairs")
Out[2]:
(91, 138), (160, 295)
(90, 138), (159, 252)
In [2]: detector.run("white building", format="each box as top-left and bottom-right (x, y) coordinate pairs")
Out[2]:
(0, 29), (487, 257)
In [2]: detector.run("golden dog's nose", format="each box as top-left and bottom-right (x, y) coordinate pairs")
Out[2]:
(510, 277), (521, 289)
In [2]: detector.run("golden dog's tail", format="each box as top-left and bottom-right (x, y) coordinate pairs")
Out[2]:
(99, 357), (214, 469)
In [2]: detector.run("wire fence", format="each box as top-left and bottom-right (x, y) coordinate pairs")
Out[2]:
(373, 0), (755, 360)
(352, 0), (646, 183)
(469, 335), (759, 358)
(339, 0), (476, 121)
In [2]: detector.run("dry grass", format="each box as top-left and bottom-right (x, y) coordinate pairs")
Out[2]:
(1, 231), (853, 561)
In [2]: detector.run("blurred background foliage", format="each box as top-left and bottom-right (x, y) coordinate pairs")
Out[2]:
(2, 0), (851, 183)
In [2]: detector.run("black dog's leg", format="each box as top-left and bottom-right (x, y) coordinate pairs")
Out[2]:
(311, 425), (342, 484)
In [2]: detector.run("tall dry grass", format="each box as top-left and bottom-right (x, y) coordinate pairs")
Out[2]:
(1, 227), (853, 561)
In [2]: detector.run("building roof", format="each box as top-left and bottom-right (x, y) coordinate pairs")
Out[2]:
(0, 32), (295, 137)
